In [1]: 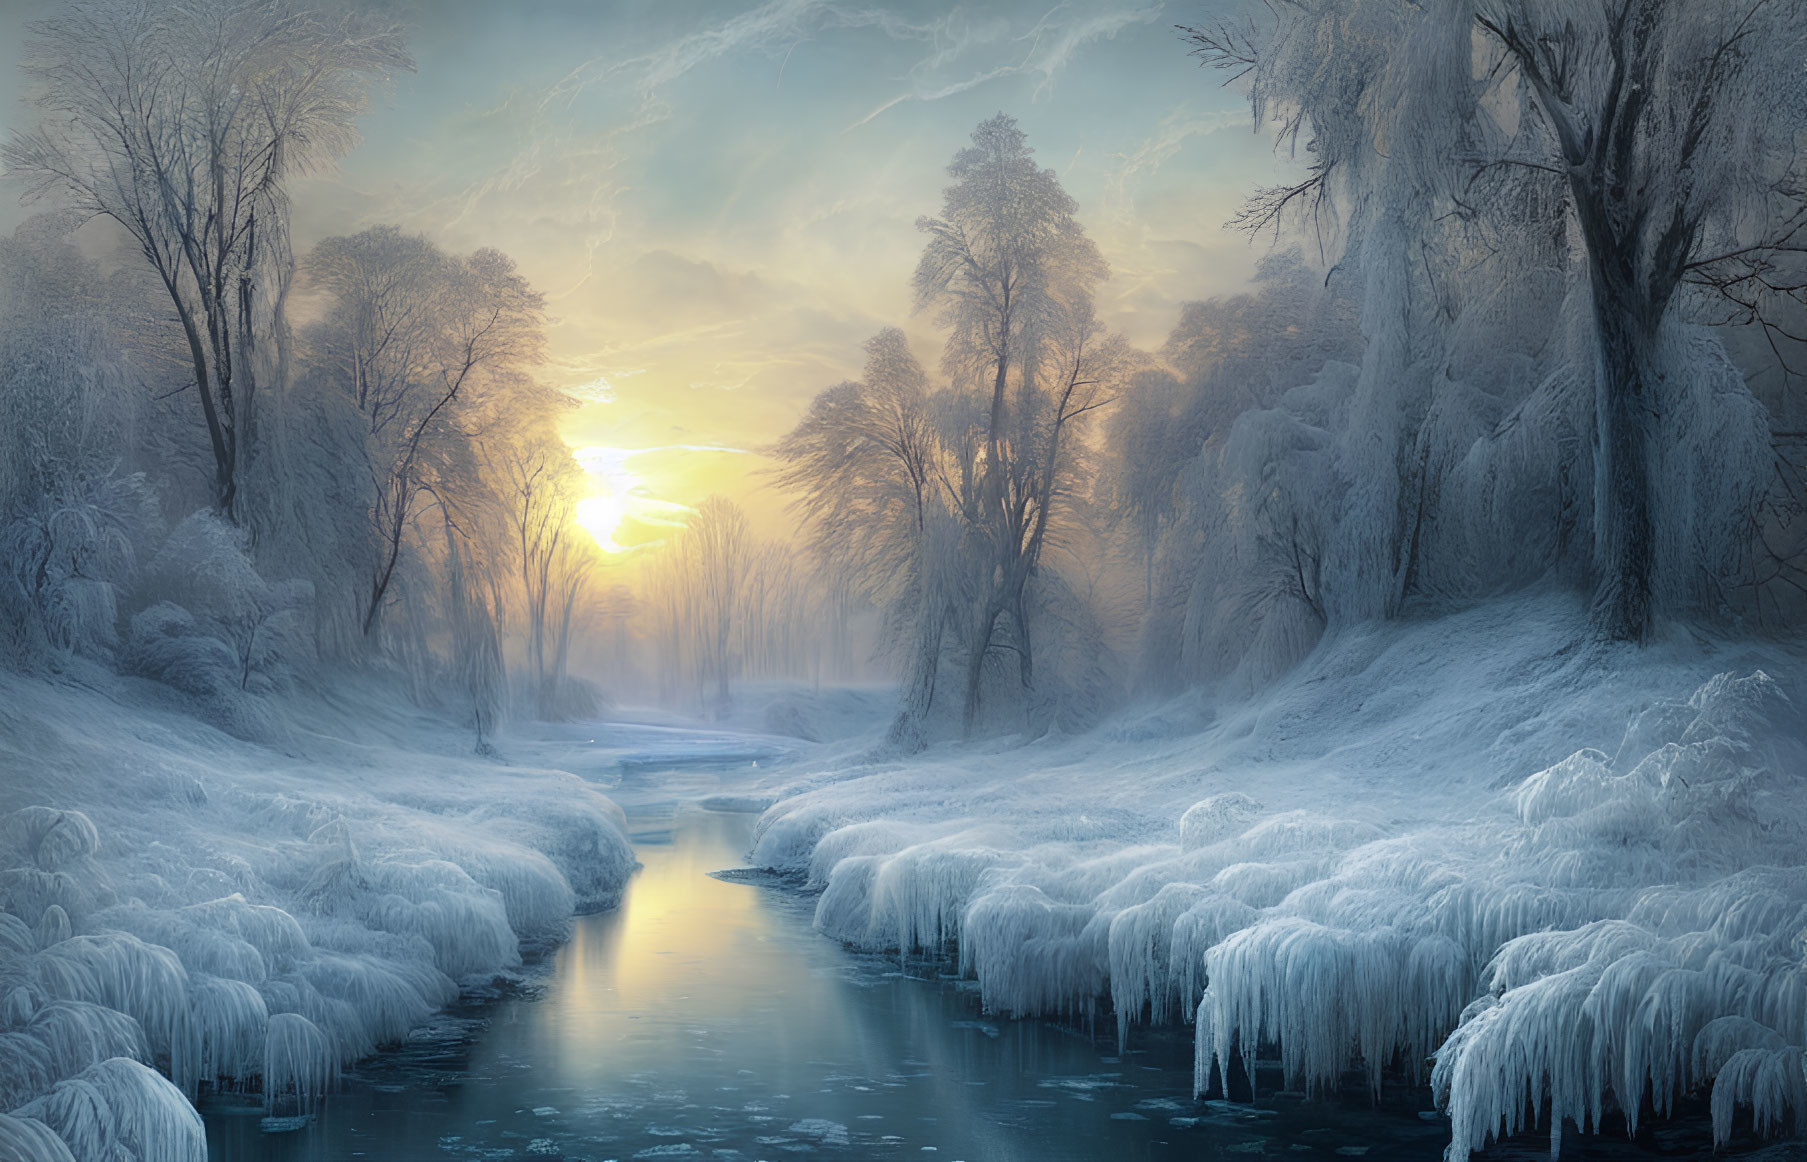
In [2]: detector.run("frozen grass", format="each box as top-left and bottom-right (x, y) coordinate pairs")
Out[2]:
(0, 669), (633, 1157)
(753, 591), (1807, 1159)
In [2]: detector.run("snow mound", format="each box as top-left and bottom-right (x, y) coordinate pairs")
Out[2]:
(0, 674), (633, 1157)
(13, 1057), (204, 1162)
(757, 599), (1807, 1158)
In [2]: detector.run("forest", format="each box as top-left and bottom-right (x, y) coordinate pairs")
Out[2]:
(3, 2), (1807, 1161)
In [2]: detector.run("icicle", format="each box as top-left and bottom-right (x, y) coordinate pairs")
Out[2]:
(13, 1057), (204, 1162)
(262, 1013), (337, 1117)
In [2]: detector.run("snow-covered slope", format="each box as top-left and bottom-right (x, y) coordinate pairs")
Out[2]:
(751, 591), (1807, 1159)
(0, 671), (634, 1161)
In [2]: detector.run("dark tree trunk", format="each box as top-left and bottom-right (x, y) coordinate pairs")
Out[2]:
(1588, 294), (1659, 643)
(887, 603), (945, 753)
(1574, 191), (1670, 643)
(960, 598), (1002, 738)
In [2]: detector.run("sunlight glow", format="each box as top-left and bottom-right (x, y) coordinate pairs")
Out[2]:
(575, 493), (629, 552)
(571, 443), (750, 553)
(573, 447), (643, 553)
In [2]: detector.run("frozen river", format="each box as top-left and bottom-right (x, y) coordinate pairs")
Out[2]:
(203, 749), (1453, 1161)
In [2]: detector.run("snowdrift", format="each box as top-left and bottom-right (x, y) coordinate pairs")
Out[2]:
(0, 673), (633, 1159)
(753, 594), (1807, 1158)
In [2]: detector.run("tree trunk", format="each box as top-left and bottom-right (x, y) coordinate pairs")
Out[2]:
(960, 598), (1002, 738)
(1008, 593), (1033, 691)
(1588, 285), (1659, 642)
(1571, 170), (1669, 644)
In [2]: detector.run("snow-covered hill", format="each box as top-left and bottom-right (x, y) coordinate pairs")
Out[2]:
(752, 591), (1807, 1159)
(0, 671), (635, 1160)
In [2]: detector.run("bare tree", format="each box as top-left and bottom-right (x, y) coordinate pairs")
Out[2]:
(3, 0), (410, 520)
(307, 230), (545, 635)
(498, 437), (595, 718)
(688, 496), (749, 716)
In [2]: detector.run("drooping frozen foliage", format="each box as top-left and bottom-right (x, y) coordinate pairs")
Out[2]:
(13, 1058), (204, 1162)
(0, 673), (633, 1153)
(262, 1013), (336, 1116)
(0, 1112), (77, 1162)
(760, 602), (1807, 1157)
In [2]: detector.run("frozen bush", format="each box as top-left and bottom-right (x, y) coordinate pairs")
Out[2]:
(0, 1112), (77, 1162)
(0, 809), (98, 872)
(131, 512), (313, 700)
(1178, 793), (1262, 851)
(261, 1013), (336, 1117)
(13, 1057), (204, 1162)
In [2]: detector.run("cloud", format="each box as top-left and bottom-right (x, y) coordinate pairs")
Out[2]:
(267, 0), (1288, 537)
(846, 2), (1166, 130)
(547, 0), (943, 128)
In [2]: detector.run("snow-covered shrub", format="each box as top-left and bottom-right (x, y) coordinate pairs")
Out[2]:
(123, 513), (312, 736)
(134, 512), (314, 694)
(0, 315), (154, 670)
(121, 605), (236, 702)
(261, 1013), (335, 1117)
(463, 791), (636, 917)
(0, 809), (99, 873)
(1178, 793), (1262, 851)
(13, 1057), (204, 1162)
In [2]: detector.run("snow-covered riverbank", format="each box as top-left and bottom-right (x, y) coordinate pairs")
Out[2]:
(0, 671), (636, 1160)
(751, 593), (1807, 1159)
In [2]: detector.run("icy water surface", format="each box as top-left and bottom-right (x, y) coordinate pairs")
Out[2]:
(204, 777), (1452, 1161)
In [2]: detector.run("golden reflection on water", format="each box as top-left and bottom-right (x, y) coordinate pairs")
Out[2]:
(534, 808), (849, 1084)
(204, 802), (1447, 1162)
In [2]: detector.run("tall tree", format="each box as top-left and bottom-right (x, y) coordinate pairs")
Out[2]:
(690, 496), (749, 716)
(307, 228), (546, 635)
(499, 437), (595, 719)
(1190, 0), (1807, 641)
(773, 329), (940, 714)
(3, 0), (410, 519)
(913, 114), (1118, 734)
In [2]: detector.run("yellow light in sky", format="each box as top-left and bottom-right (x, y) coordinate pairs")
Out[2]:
(575, 493), (629, 553)
(571, 443), (748, 553)
(573, 446), (642, 553)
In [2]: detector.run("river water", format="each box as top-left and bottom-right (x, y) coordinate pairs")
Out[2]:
(204, 786), (1455, 1161)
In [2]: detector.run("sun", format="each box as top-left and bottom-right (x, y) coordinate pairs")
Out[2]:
(572, 446), (641, 553)
(570, 443), (749, 553)
(575, 493), (629, 552)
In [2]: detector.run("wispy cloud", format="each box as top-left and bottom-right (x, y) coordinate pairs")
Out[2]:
(272, 0), (1278, 535)
(846, 2), (1165, 131)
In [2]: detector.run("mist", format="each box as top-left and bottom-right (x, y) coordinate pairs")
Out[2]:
(3, 3), (1807, 1161)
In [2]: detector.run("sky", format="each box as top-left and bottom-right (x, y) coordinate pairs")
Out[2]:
(0, 0), (1296, 551)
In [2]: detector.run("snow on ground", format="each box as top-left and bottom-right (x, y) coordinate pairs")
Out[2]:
(0, 669), (636, 1161)
(749, 591), (1807, 1159)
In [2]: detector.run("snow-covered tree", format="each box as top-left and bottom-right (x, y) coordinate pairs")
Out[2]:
(1189, 0), (1807, 640)
(913, 114), (1127, 736)
(3, 0), (410, 521)
(773, 328), (944, 733)
(0, 216), (156, 668)
(305, 228), (547, 636)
